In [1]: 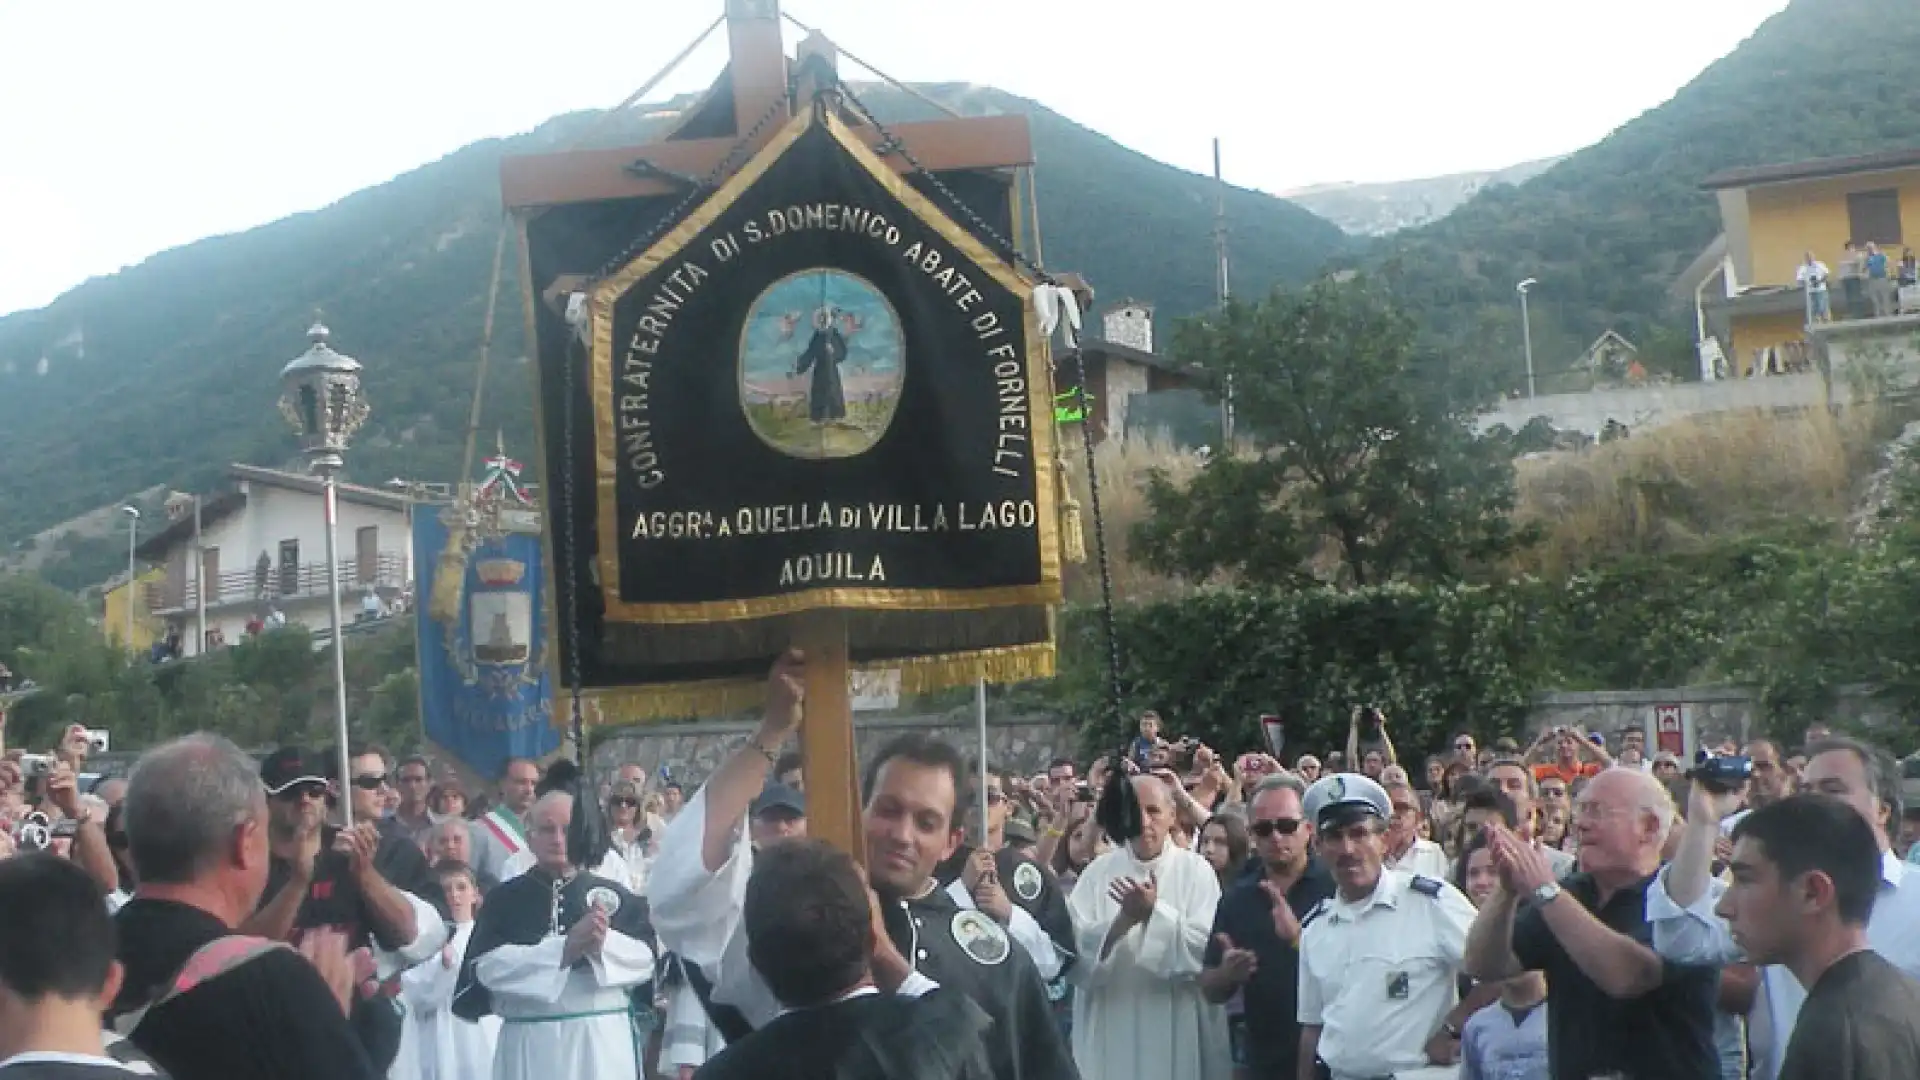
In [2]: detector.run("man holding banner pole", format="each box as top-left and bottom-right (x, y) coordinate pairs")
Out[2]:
(651, 652), (1080, 1080)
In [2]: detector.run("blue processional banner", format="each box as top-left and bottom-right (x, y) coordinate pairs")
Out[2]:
(413, 510), (558, 780)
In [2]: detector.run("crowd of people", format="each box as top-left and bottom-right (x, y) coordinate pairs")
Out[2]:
(7, 660), (1920, 1078)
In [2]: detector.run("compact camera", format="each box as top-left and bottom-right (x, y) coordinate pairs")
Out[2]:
(83, 729), (109, 754)
(11, 811), (70, 851)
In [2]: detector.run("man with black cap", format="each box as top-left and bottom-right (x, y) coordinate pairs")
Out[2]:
(244, 747), (447, 1073)
(1296, 773), (1477, 1080)
(748, 783), (808, 849)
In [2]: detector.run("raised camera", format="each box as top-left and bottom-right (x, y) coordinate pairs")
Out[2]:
(1686, 752), (1753, 794)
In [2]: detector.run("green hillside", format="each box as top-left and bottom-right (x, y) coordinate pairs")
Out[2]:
(1370, 0), (1920, 399)
(0, 83), (1346, 580)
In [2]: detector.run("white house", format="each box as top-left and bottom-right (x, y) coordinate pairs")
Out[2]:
(136, 464), (413, 658)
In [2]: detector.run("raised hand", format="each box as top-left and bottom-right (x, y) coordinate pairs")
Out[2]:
(297, 929), (356, 1016)
(1213, 933), (1258, 984)
(1258, 879), (1302, 944)
(761, 649), (806, 743)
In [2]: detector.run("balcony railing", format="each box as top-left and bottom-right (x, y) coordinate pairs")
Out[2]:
(144, 554), (408, 614)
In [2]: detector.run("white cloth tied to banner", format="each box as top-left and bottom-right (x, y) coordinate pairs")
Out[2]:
(1033, 284), (1083, 347)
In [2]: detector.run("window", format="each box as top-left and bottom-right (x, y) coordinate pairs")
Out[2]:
(278, 540), (300, 596)
(1846, 188), (1903, 245)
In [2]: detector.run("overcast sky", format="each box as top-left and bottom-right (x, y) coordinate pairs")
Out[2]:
(0, 0), (1789, 317)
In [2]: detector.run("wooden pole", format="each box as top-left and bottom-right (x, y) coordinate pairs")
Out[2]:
(725, 0), (789, 136)
(797, 610), (861, 860)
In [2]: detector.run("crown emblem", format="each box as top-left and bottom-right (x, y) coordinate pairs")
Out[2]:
(475, 558), (527, 587)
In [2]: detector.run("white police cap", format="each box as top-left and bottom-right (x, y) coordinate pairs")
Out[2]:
(1302, 772), (1391, 830)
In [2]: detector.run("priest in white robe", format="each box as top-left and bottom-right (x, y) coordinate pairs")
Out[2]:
(1067, 774), (1231, 1080)
(453, 788), (654, 1080)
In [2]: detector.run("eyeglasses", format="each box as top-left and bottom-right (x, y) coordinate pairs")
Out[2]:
(1573, 800), (1633, 822)
(351, 774), (389, 791)
(1249, 818), (1304, 838)
(984, 789), (1005, 805)
(611, 797), (638, 808)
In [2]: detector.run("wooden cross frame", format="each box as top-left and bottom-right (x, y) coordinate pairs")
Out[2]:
(502, 0), (1035, 858)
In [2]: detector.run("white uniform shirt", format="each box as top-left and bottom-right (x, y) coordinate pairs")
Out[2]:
(1648, 851), (1920, 1080)
(1386, 838), (1451, 882)
(1298, 867), (1476, 1080)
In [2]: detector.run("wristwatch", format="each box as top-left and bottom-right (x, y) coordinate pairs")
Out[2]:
(1441, 1020), (1462, 1039)
(1532, 882), (1563, 906)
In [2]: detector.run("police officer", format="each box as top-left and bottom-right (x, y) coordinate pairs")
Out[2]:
(1297, 773), (1476, 1080)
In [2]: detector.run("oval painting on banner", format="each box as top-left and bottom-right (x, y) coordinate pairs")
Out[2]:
(739, 268), (904, 460)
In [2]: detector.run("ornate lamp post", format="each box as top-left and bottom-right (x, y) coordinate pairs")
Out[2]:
(279, 321), (370, 825)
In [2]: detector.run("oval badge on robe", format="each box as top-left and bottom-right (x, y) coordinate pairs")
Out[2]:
(951, 910), (1010, 966)
(586, 886), (622, 917)
(1012, 861), (1043, 902)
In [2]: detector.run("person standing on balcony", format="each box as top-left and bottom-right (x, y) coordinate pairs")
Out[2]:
(1797, 252), (1832, 323)
(1839, 241), (1867, 319)
(1866, 242), (1896, 318)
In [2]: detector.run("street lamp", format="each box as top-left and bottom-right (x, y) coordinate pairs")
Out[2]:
(278, 320), (370, 826)
(1516, 278), (1539, 400)
(120, 506), (140, 650)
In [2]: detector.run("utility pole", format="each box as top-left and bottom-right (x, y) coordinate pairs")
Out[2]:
(194, 495), (208, 656)
(1517, 278), (1538, 400)
(1214, 137), (1234, 444)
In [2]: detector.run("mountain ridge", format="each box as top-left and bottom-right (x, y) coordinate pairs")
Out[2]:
(0, 83), (1347, 584)
(1284, 156), (1567, 236)
(1364, 0), (1920, 396)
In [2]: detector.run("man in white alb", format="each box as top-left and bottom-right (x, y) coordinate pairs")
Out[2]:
(1066, 774), (1230, 1080)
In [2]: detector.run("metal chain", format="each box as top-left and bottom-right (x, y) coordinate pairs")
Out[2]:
(834, 78), (1124, 729)
(1067, 345), (1125, 729)
(832, 78), (1058, 289)
(589, 88), (796, 282)
(559, 332), (590, 759)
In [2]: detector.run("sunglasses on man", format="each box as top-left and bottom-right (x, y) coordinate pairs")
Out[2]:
(1249, 817), (1303, 838)
(351, 773), (389, 791)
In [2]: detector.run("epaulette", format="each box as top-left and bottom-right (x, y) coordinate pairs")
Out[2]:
(1409, 875), (1444, 898)
(1300, 898), (1331, 930)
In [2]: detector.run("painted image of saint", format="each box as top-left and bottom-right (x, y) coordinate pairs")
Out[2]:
(741, 269), (904, 460)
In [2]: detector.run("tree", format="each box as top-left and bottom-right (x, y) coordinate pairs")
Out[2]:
(1132, 277), (1529, 588)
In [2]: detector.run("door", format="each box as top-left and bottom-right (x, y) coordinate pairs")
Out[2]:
(356, 526), (379, 584)
(201, 546), (221, 604)
(165, 546), (187, 609)
(278, 540), (300, 596)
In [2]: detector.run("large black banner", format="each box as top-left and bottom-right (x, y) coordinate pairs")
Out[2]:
(588, 113), (1060, 624)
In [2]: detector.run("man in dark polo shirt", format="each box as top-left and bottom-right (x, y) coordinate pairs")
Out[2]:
(240, 747), (444, 1073)
(1465, 765), (1718, 1079)
(1724, 795), (1920, 1080)
(1199, 773), (1333, 1080)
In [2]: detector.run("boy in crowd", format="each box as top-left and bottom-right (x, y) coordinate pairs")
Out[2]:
(0, 855), (162, 1078)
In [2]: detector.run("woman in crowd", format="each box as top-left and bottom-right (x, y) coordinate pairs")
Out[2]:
(1198, 812), (1249, 890)
(428, 781), (468, 820)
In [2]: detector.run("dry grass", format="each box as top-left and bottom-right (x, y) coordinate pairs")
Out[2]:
(1511, 406), (1886, 577)
(1057, 406), (1893, 598)
(1060, 432), (1203, 603)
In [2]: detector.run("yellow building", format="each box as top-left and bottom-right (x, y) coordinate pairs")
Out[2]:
(101, 568), (165, 653)
(1689, 147), (1920, 376)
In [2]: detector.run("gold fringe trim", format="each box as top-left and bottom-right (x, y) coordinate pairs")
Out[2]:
(571, 642), (1057, 725)
(428, 524), (469, 625)
(1058, 469), (1087, 565)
